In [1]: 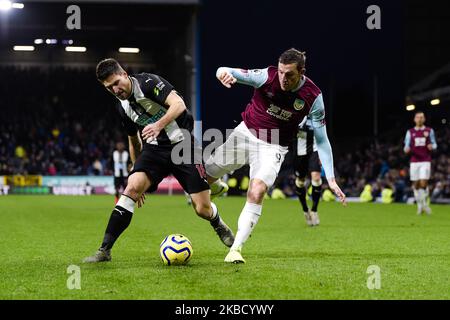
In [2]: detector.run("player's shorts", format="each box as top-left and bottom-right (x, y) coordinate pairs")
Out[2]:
(410, 161), (431, 181)
(205, 121), (289, 188)
(114, 176), (127, 189)
(294, 151), (321, 179)
(130, 143), (209, 194)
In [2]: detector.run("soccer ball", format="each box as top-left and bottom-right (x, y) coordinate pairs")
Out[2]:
(159, 234), (193, 266)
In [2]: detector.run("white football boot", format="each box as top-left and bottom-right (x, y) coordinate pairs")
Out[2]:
(304, 210), (313, 226)
(310, 211), (320, 226)
(224, 247), (246, 264)
(210, 180), (229, 200)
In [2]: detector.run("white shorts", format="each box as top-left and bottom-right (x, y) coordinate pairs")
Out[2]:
(410, 162), (431, 181)
(205, 122), (289, 188)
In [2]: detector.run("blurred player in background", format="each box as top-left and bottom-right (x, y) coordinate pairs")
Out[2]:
(84, 59), (234, 263)
(295, 118), (323, 226)
(113, 141), (129, 203)
(404, 111), (437, 215)
(206, 48), (346, 263)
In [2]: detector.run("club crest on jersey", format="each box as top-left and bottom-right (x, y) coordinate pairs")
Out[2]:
(424, 131), (429, 138)
(293, 99), (305, 111)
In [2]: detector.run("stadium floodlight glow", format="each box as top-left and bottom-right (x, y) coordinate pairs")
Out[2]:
(65, 46), (87, 52)
(406, 104), (416, 111)
(0, 0), (12, 11)
(13, 45), (34, 51)
(430, 99), (440, 106)
(12, 2), (24, 9)
(34, 39), (44, 45)
(46, 39), (58, 45)
(118, 47), (140, 54)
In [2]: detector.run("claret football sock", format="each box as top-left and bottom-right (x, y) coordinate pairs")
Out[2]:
(100, 195), (135, 250)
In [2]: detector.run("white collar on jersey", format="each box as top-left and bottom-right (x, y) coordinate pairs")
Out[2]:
(291, 75), (306, 92)
(414, 126), (426, 131)
(128, 76), (135, 98)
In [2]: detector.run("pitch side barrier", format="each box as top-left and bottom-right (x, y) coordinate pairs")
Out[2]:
(0, 175), (184, 195)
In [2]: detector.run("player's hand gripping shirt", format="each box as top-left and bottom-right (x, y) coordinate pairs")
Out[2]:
(115, 73), (193, 146)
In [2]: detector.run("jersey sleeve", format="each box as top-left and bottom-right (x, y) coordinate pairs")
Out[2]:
(141, 73), (175, 106)
(313, 125), (335, 179)
(216, 67), (269, 88)
(308, 94), (326, 128)
(429, 129), (438, 149)
(404, 130), (411, 151)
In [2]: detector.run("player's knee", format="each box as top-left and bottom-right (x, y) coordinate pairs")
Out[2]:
(123, 183), (143, 201)
(295, 178), (306, 188)
(192, 201), (211, 219)
(312, 178), (322, 187)
(247, 181), (267, 203)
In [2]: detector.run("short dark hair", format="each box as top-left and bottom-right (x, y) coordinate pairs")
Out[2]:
(96, 58), (124, 81)
(279, 48), (306, 68)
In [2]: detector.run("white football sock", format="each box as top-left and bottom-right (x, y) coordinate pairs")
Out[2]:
(413, 188), (419, 204)
(417, 189), (426, 207)
(231, 202), (262, 250)
(117, 195), (135, 213)
(210, 202), (218, 220)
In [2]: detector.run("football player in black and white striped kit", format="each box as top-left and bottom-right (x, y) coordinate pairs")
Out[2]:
(84, 59), (234, 263)
(113, 141), (129, 204)
(294, 118), (323, 226)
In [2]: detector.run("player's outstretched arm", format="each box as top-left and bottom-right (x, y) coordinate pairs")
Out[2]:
(216, 67), (268, 88)
(428, 129), (438, 150)
(309, 94), (346, 205)
(128, 134), (142, 165)
(404, 130), (411, 154)
(314, 126), (347, 206)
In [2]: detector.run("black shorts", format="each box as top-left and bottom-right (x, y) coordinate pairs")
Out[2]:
(294, 151), (322, 179)
(129, 143), (209, 194)
(114, 176), (127, 189)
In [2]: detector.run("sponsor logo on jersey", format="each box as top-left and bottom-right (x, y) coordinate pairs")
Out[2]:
(154, 87), (160, 96)
(293, 99), (305, 111)
(267, 104), (293, 121)
(156, 81), (165, 91)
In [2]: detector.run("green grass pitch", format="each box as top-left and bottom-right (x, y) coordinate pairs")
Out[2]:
(0, 195), (449, 300)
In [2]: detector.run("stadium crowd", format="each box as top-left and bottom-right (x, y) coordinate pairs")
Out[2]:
(1, 66), (449, 202)
(0, 66), (124, 177)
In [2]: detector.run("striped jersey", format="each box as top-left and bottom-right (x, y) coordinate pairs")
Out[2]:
(115, 73), (193, 146)
(113, 150), (129, 177)
(297, 118), (317, 156)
